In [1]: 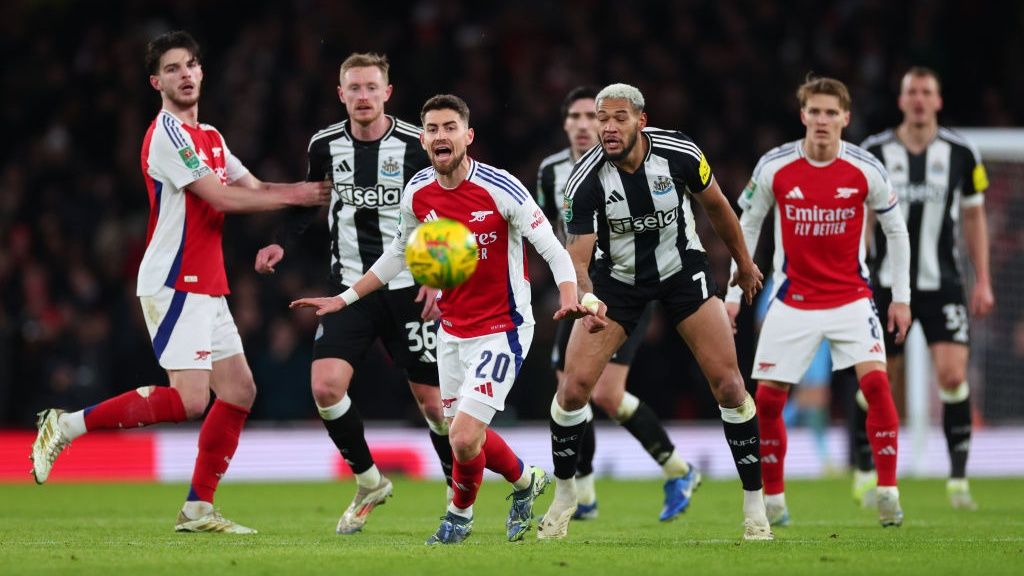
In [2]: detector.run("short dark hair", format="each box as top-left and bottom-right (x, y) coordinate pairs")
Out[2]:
(903, 66), (942, 93)
(420, 94), (470, 126)
(796, 75), (851, 111)
(560, 86), (598, 119)
(145, 30), (201, 75)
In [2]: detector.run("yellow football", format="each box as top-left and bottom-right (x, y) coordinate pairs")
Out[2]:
(405, 218), (479, 289)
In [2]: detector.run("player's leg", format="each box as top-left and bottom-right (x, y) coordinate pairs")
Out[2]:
(852, 289), (902, 507)
(831, 298), (902, 527)
(931, 342), (975, 509)
(429, 327), (546, 544)
(746, 301), (824, 529)
(30, 288), (208, 484)
(310, 296), (391, 534)
(551, 318), (599, 519)
(540, 317), (626, 540)
(175, 295), (256, 533)
(382, 287), (454, 499)
(592, 306), (699, 522)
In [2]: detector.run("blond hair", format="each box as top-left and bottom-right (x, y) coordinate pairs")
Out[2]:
(796, 75), (851, 111)
(339, 52), (389, 84)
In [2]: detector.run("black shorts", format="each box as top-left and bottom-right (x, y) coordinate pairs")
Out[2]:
(873, 285), (970, 354)
(551, 302), (654, 371)
(313, 285), (439, 385)
(593, 253), (716, 334)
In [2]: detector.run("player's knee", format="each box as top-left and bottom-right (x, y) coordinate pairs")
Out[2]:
(708, 371), (747, 406)
(937, 368), (966, 391)
(234, 376), (257, 409)
(448, 427), (483, 461)
(590, 387), (618, 417)
(558, 374), (593, 411)
(311, 377), (345, 407)
(178, 388), (211, 420)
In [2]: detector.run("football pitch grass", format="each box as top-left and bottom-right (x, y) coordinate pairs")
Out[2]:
(2, 478), (1021, 575)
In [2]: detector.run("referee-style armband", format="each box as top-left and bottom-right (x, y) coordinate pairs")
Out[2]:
(338, 288), (360, 306)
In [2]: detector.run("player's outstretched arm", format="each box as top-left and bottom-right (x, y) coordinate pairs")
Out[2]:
(190, 173), (330, 214)
(290, 248), (405, 316)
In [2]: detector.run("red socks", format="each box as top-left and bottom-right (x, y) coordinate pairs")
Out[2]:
(188, 399), (249, 503)
(83, 386), (186, 431)
(451, 451), (485, 509)
(859, 370), (900, 487)
(755, 384), (789, 495)
(450, 429), (525, 509)
(482, 428), (524, 483)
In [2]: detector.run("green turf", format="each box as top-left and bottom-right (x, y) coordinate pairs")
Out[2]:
(1, 478), (1021, 575)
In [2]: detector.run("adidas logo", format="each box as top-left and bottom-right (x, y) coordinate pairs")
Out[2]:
(785, 186), (805, 200)
(762, 454), (779, 464)
(737, 454), (759, 465)
(869, 342), (883, 354)
(553, 449), (576, 458)
(336, 159), (352, 172)
(418, 351), (436, 363)
(877, 445), (897, 456)
(605, 190), (626, 205)
(425, 209), (439, 222)
(473, 381), (494, 397)
(953, 440), (970, 452)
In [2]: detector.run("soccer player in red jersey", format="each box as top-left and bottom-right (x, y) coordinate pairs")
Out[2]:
(291, 94), (596, 544)
(29, 30), (329, 533)
(725, 76), (912, 528)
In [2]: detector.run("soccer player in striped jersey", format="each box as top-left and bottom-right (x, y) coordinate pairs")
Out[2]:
(725, 76), (912, 528)
(254, 53), (454, 535)
(539, 83), (773, 541)
(537, 86), (690, 522)
(29, 31), (330, 533)
(291, 94), (596, 545)
(853, 67), (993, 511)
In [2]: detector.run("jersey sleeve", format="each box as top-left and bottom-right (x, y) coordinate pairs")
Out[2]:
(677, 136), (716, 194)
(219, 137), (250, 183)
(864, 160), (898, 213)
(386, 183), (419, 258)
(738, 156), (776, 221)
(147, 118), (213, 189)
(535, 163), (558, 224)
(961, 141), (989, 208)
(564, 170), (600, 235)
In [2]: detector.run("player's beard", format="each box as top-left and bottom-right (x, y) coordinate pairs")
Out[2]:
(432, 149), (466, 176)
(602, 130), (638, 162)
(167, 86), (201, 109)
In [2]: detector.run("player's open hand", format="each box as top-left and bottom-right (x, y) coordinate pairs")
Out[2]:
(255, 243), (285, 274)
(725, 301), (741, 334)
(290, 295), (345, 317)
(729, 262), (764, 305)
(415, 285), (441, 321)
(888, 301), (912, 345)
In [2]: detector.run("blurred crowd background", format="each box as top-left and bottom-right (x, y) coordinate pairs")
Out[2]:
(1, 0), (1022, 427)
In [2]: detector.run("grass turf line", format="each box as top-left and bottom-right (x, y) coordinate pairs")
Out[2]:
(1, 478), (1021, 576)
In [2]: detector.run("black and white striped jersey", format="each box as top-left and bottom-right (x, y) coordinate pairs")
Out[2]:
(862, 127), (988, 292)
(534, 147), (573, 238)
(277, 116), (429, 289)
(563, 128), (714, 286)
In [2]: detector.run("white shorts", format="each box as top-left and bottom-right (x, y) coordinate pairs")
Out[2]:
(437, 324), (534, 424)
(751, 298), (885, 384)
(138, 286), (244, 370)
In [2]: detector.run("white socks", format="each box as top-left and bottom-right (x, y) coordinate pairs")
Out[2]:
(661, 449), (690, 478)
(355, 465), (382, 489)
(58, 411), (87, 441)
(576, 473), (596, 505)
